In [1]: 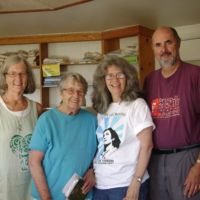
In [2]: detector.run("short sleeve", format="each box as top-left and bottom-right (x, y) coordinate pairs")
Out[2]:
(29, 114), (49, 153)
(129, 98), (155, 135)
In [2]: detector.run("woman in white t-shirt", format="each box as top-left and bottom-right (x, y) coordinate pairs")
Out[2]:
(0, 55), (43, 200)
(92, 55), (155, 200)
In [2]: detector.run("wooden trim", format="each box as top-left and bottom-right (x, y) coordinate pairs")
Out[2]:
(0, 25), (153, 45)
(102, 26), (139, 39)
(102, 25), (154, 39)
(50, 0), (93, 11)
(138, 26), (154, 38)
(138, 34), (154, 86)
(0, 0), (93, 14)
(0, 32), (102, 45)
(41, 88), (49, 109)
(101, 39), (120, 54)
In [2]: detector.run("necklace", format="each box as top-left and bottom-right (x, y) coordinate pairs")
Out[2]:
(1, 94), (27, 133)
(16, 111), (26, 133)
(16, 119), (23, 132)
(2, 94), (27, 111)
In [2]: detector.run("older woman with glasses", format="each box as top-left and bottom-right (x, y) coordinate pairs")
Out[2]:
(29, 72), (97, 200)
(92, 55), (155, 200)
(0, 55), (43, 200)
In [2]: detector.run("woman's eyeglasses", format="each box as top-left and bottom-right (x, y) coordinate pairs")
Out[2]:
(105, 72), (125, 80)
(5, 72), (27, 78)
(62, 88), (85, 97)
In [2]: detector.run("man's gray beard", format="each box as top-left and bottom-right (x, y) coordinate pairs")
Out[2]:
(159, 58), (176, 68)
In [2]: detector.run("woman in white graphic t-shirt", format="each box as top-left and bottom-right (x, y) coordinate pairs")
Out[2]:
(92, 55), (155, 200)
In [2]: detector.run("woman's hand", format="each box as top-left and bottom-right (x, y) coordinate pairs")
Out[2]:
(123, 180), (140, 200)
(82, 168), (96, 194)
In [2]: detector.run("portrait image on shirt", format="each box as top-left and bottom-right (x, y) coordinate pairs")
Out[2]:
(95, 114), (124, 161)
(103, 127), (121, 158)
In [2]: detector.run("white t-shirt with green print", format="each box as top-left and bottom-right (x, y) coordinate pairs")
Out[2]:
(0, 96), (37, 200)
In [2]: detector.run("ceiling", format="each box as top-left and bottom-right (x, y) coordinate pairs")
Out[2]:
(0, 0), (200, 37)
(0, 0), (92, 13)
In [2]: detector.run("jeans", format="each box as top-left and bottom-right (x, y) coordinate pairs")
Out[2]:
(93, 179), (149, 200)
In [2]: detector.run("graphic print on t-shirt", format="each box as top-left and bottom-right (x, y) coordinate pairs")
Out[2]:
(10, 133), (32, 171)
(151, 96), (180, 118)
(102, 127), (121, 158)
(95, 114), (124, 163)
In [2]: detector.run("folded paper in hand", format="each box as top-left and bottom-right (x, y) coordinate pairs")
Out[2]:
(62, 173), (86, 200)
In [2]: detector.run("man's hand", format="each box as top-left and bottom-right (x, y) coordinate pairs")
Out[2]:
(184, 163), (200, 198)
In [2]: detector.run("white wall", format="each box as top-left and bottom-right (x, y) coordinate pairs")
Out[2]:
(176, 24), (200, 66)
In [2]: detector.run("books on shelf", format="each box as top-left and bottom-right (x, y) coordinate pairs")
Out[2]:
(42, 63), (62, 87)
(43, 52), (102, 66)
(107, 46), (138, 65)
(43, 76), (61, 87)
(63, 173), (86, 200)
(42, 63), (61, 77)
(43, 57), (70, 65)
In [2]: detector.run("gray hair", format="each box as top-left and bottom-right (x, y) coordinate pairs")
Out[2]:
(59, 72), (88, 94)
(0, 55), (36, 94)
(92, 55), (142, 113)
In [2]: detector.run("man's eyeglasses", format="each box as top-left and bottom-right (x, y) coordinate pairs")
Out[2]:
(62, 88), (85, 97)
(5, 72), (27, 78)
(105, 72), (126, 80)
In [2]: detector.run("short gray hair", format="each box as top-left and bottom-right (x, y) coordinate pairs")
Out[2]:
(0, 55), (36, 95)
(59, 72), (88, 94)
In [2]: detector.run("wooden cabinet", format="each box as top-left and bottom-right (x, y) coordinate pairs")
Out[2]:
(0, 25), (154, 108)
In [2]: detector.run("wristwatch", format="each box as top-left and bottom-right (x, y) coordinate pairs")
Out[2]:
(134, 175), (142, 183)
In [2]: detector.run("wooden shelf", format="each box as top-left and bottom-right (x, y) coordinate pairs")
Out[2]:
(0, 25), (155, 108)
(31, 65), (40, 69)
(59, 62), (99, 66)
(0, 32), (102, 45)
